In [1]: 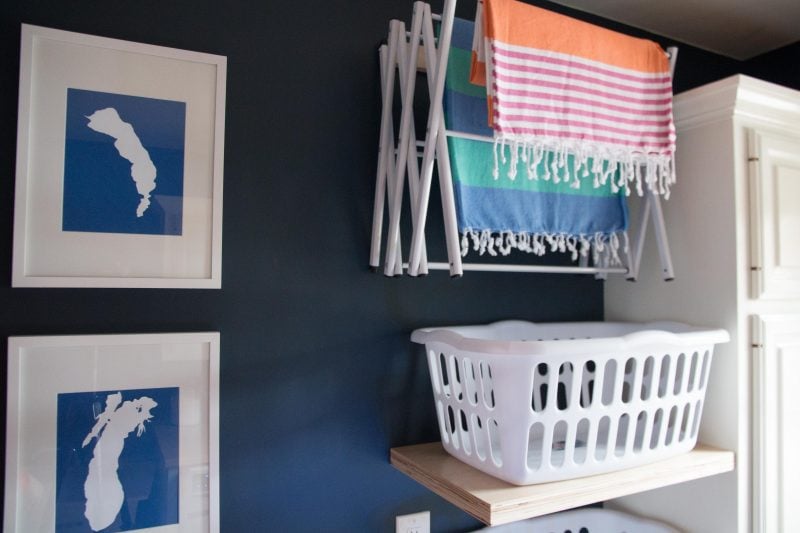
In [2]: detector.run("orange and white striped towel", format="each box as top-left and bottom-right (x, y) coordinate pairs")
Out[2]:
(470, 0), (676, 196)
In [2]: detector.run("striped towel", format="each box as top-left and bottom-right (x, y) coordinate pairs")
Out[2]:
(446, 17), (628, 262)
(470, 0), (676, 197)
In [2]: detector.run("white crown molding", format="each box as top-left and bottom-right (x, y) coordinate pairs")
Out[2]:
(674, 75), (800, 131)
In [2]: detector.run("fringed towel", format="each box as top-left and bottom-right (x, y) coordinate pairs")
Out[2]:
(445, 17), (628, 263)
(470, 0), (676, 198)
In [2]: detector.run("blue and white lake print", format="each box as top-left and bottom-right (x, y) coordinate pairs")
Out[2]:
(62, 89), (186, 236)
(55, 387), (180, 532)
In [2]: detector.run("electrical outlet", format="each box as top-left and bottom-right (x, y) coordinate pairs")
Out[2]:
(396, 511), (430, 533)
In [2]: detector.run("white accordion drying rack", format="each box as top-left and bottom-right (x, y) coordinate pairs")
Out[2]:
(369, 0), (677, 279)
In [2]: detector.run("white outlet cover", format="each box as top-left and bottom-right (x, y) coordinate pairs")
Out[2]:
(396, 511), (430, 533)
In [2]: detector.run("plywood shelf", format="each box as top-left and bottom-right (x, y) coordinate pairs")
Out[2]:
(390, 442), (734, 526)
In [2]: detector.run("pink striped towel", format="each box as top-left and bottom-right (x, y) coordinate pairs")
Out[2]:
(471, 0), (676, 197)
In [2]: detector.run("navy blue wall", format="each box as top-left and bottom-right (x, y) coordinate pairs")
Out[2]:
(0, 1), (796, 531)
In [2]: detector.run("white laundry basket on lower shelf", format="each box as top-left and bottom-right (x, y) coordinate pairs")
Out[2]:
(411, 320), (729, 485)
(472, 508), (679, 533)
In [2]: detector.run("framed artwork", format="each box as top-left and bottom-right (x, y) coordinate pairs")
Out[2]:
(12, 24), (226, 288)
(4, 332), (220, 532)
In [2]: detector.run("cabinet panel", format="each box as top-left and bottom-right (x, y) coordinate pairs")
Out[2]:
(749, 131), (800, 299)
(752, 314), (800, 532)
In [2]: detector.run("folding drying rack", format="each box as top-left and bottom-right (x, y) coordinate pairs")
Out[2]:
(370, 0), (677, 279)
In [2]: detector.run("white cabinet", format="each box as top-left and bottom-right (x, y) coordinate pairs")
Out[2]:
(605, 75), (800, 533)
(749, 131), (800, 299)
(752, 314), (800, 532)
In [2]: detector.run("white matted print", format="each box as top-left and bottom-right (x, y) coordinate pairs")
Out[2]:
(4, 332), (220, 533)
(13, 24), (226, 288)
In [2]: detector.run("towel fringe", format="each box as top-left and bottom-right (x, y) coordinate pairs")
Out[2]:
(461, 228), (629, 265)
(492, 136), (675, 197)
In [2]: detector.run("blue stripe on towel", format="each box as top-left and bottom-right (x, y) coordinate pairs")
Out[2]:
(450, 14), (476, 50)
(454, 186), (628, 235)
(444, 91), (493, 137)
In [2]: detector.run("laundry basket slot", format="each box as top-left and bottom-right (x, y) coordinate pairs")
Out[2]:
(413, 320), (728, 485)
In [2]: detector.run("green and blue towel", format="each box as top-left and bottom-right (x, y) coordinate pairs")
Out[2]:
(444, 17), (628, 262)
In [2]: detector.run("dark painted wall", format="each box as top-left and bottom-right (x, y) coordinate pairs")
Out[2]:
(0, 1), (796, 531)
(742, 41), (800, 91)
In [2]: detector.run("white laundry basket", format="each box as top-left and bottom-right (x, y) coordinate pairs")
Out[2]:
(472, 508), (679, 533)
(411, 320), (729, 485)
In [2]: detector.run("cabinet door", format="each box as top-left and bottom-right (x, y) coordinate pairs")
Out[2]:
(749, 130), (800, 299)
(752, 314), (800, 532)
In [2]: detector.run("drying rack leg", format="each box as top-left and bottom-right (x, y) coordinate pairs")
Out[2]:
(408, 0), (457, 277)
(419, 4), (463, 277)
(626, 190), (674, 281)
(397, 8), (429, 275)
(627, 193), (651, 281)
(649, 190), (675, 280)
(384, 11), (424, 276)
(369, 39), (398, 272)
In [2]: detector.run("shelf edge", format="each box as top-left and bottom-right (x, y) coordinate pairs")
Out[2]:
(390, 442), (735, 526)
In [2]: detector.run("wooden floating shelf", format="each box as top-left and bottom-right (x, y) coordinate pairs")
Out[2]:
(390, 442), (734, 526)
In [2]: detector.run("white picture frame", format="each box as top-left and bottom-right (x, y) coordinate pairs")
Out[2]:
(4, 332), (220, 532)
(12, 24), (226, 288)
